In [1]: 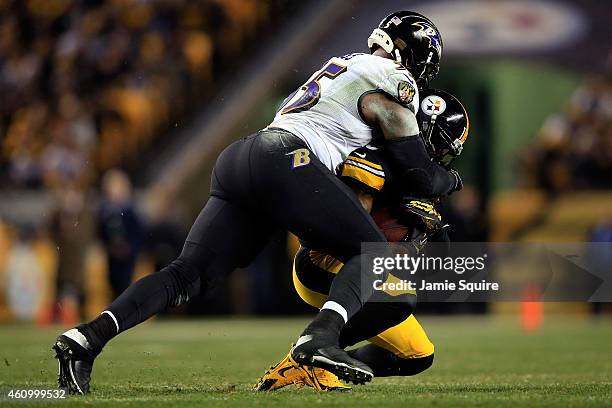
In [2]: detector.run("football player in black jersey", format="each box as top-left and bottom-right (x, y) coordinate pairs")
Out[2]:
(255, 89), (470, 392)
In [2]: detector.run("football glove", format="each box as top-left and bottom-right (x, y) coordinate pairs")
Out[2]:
(399, 197), (449, 252)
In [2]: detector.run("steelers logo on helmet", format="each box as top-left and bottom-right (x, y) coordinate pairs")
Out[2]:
(421, 95), (447, 116)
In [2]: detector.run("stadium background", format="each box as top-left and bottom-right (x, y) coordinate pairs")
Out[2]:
(0, 0), (611, 326)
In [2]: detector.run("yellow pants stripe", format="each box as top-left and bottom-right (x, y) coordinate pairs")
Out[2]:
(293, 257), (433, 359)
(293, 260), (328, 308)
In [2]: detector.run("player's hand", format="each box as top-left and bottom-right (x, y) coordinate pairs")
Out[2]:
(398, 198), (449, 254)
(448, 167), (463, 194)
(400, 198), (446, 233)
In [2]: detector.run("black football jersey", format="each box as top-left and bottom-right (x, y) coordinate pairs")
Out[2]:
(337, 145), (393, 195)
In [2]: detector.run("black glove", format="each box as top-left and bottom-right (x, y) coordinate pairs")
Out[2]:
(448, 168), (463, 194)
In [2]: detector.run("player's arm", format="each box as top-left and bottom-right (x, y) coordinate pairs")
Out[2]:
(352, 187), (374, 213)
(359, 92), (461, 197)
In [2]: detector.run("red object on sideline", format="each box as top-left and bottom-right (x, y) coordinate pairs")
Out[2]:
(521, 284), (543, 331)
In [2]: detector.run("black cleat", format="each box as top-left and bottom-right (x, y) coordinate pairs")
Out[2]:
(291, 332), (374, 385)
(52, 329), (97, 395)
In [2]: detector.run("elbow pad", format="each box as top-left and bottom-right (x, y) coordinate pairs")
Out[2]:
(385, 136), (458, 197)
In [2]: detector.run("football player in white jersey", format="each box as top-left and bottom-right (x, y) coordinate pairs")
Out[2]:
(53, 11), (461, 393)
(255, 89), (470, 392)
(268, 52), (421, 172)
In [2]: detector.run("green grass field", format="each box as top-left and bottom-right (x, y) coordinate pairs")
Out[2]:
(0, 316), (611, 407)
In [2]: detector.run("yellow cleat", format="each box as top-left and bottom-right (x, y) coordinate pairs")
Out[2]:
(306, 366), (353, 392)
(254, 351), (352, 392)
(254, 352), (306, 391)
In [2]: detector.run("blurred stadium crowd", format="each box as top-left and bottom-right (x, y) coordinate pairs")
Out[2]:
(521, 64), (612, 194)
(517, 59), (612, 250)
(0, 0), (610, 321)
(0, 0), (293, 188)
(0, 0), (304, 322)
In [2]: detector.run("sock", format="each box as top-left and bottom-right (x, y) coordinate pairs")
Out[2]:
(79, 312), (118, 353)
(77, 256), (202, 354)
(302, 308), (346, 341)
(349, 344), (434, 377)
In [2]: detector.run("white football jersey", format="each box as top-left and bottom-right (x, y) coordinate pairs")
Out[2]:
(268, 53), (419, 173)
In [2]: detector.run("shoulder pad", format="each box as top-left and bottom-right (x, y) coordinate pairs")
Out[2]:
(377, 71), (418, 111)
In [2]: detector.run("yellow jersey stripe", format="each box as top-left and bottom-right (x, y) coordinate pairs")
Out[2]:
(345, 155), (383, 170)
(341, 164), (385, 191)
(343, 159), (385, 177)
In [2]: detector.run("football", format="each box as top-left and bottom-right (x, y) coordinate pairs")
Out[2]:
(371, 207), (413, 242)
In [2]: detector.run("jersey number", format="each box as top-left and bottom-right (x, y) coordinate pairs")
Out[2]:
(280, 62), (347, 115)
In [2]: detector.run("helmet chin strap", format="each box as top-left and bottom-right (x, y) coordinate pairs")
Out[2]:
(423, 114), (438, 155)
(419, 51), (435, 83)
(394, 49), (402, 64)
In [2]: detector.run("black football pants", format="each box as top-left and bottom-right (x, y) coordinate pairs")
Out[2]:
(104, 129), (391, 333)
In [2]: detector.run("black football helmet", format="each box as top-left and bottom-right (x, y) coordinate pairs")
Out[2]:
(417, 89), (469, 166)
(368, 11), (443, 86)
